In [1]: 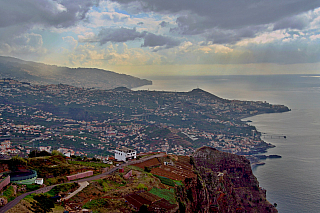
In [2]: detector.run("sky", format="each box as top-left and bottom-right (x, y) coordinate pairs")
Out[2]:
(1, 0), (320, 77)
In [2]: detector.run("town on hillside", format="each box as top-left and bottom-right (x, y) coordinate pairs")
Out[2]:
(0, 79), (284, 212)
(0, 78), (289, 163)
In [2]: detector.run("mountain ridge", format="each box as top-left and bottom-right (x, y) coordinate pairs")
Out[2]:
(0, 56), (152, 89)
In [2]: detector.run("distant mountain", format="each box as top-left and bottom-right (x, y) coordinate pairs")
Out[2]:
(0, 56), (152, 89)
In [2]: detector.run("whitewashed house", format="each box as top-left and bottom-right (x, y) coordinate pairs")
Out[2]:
(35, 178), (44, 185)
(114, 147), (136, 161)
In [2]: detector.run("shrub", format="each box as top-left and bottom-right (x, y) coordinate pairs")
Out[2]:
(26, 184), (40, 192)
(83, 198), (109, 209)
(136, 183), (147, 190)
(3, 186), (15, 200)
(31, 194), (54, 213)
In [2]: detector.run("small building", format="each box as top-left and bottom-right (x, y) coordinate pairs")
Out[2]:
(35, 178), (44, 185)
(115, 147), (136, 162)
(38, 146), (52, 153)
(57, 148), (75, 157)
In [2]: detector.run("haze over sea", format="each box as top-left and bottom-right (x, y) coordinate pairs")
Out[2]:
(135, 74), (320, 213)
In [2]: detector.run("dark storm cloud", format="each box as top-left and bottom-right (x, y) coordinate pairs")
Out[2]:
(0, 0), (100, 29)
(81, 27), (180, 49)
(81, 27), (146, 44)
(110, 0), (320, 32)
(142, 33), (180, 50)
(205, 26), (268, 44)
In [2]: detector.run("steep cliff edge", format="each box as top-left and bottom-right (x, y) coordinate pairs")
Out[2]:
(177, 147), (277, 213)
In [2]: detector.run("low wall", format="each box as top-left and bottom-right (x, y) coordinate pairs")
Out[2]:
(0, 176), (10, 191)
(67, 171), (93, 181)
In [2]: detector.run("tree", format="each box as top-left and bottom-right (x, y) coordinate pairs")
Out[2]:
(144, 167), (151, 173)
(28, 150), (52, 158)
(31, 194), (55, 213)
(8, 156), (27, 170)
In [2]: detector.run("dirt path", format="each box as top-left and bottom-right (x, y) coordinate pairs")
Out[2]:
(62, 181), (89, 201)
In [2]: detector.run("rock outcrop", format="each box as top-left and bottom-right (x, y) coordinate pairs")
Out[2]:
(176, 147), (277, 213)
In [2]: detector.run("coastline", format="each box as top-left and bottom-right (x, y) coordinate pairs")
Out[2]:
(241, 110), (290, 167)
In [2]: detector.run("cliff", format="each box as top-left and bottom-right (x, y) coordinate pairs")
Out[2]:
(177, 147), (277, 213)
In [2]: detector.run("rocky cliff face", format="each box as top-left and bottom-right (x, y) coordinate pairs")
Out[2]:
(176, 147), (277, 213)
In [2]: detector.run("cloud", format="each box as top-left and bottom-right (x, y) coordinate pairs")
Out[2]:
(159, 21), (169, 27)
(273, 14), (313, 30)
(204, 25), (268, 44)
(82, 27), (147, 44)
(111, 0), (320, 42)
(80, 27), (180, 50)
(0, 33), (47, 59)
(0, 0), (100, 29)
(64, 42), (155, 66)
(99, 11), (130, 22)
(111, 0), (319, 27)
(62, 36), (78, 50)
(142, 33), (180, 50)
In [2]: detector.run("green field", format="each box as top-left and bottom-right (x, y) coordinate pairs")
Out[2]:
(149, 187), (176, 204)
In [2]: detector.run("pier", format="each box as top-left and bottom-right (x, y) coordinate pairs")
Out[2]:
(261, 133), (286, 139)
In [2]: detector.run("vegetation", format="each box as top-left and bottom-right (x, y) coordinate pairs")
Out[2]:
(2, 186), (15, 202)
(7, 156), (27, 170)
(127, 165), (144, 172)
(83, 198), (110, 209)
(26, 184), (40, 191)
(68, 160), (109, 168)
(96, 179), (126, 192)
(28, 150), (52, 158)
(45, 183), (78, 197)
(149, 187), (176, 204)
(31, 194), (55, 213)
(155, 175), (175, 187)
(136, 183), (147, 190)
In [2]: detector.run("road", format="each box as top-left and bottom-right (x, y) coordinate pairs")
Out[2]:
(61, 181), (89, 201)
(0, 153), (164, 213)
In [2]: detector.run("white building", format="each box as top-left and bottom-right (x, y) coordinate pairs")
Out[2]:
(114, 147), (136, 161)
(39, 146), (52, 153)
(57, 148), (75, 157)
(35, 178), (44, 185)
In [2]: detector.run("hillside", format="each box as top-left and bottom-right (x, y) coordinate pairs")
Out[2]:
(0, 56), (152, 89)
(2, 148), (277, 212)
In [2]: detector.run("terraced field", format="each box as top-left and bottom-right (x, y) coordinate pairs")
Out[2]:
(133, 158), (161, 169)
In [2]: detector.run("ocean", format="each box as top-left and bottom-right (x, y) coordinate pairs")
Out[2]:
(134, 74), (320, 213)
